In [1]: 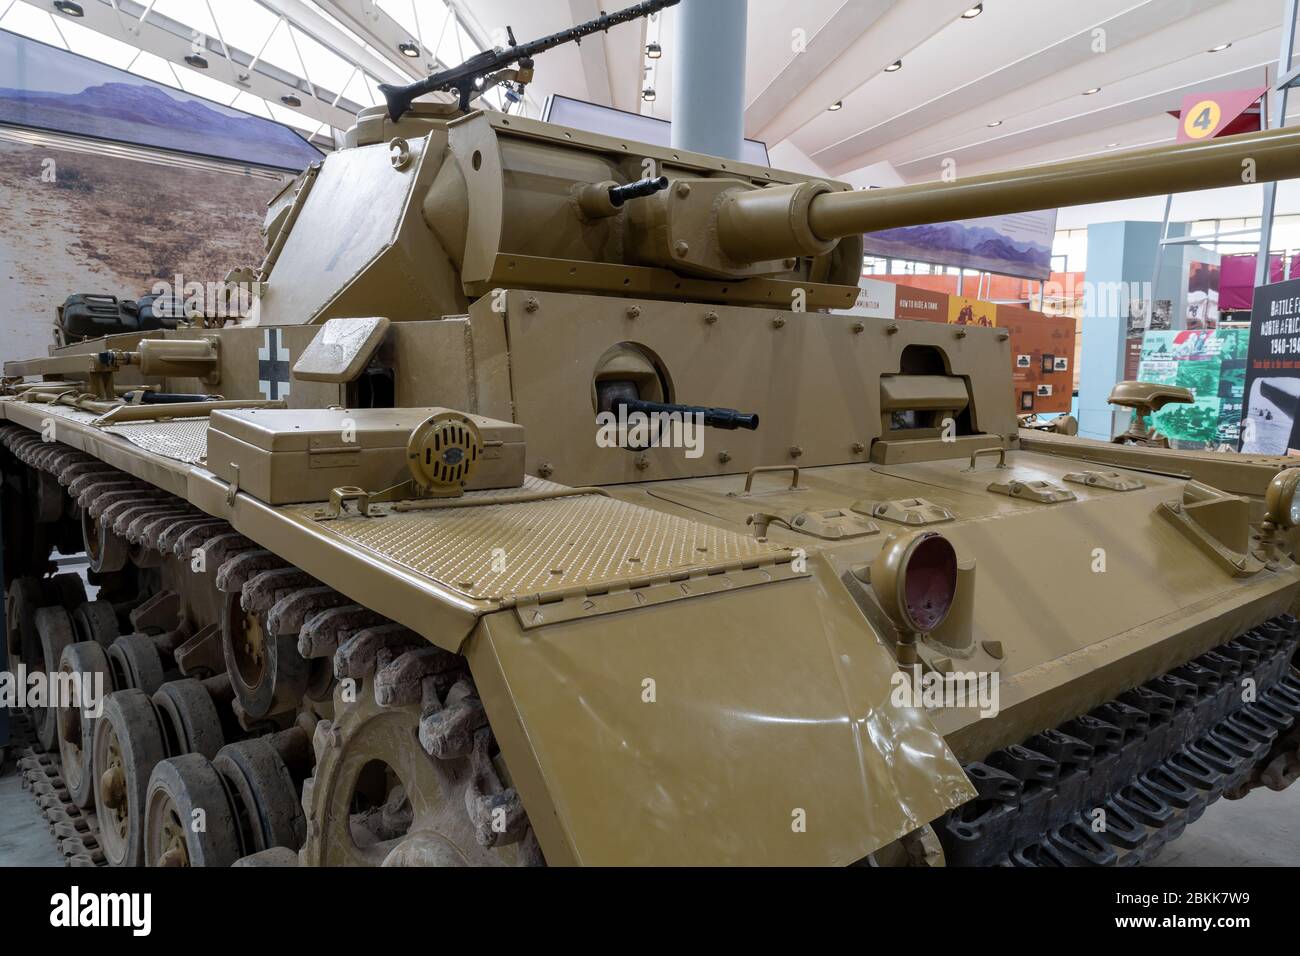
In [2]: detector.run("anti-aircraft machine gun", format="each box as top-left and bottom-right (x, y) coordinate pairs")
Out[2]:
(379, 0), (680, 118)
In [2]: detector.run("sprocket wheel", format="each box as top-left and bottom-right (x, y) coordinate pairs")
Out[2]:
(298, 680), (520, 867)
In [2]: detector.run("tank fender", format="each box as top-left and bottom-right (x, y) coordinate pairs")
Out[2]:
(464, 552), (975, 865)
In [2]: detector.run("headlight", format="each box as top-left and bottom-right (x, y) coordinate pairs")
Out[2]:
(1265, 468), (1300, 530)
(870, 531), (959, 634)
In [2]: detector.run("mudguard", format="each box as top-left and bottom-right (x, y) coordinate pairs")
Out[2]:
(466, 553), (974, 866)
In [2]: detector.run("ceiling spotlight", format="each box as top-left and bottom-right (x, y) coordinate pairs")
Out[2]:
(828, 101), (843, 111)
(884, 60), (902, 72)
(1082, 87), (1101, 95)
(281, 94), (302, 107)
(962, 4), (984, 18)
(1208, 42), (1232, 52)
(642, 87), (656, 102)
(987, 119), (1002, 127)
(646, 41), (662, 59)
(398, 41), (420, 58)
(53, 0), (84, 15)
(184, 54), (209, 69)
(1106, 142), (1121, 148)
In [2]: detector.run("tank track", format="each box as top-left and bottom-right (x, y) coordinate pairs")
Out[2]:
(1, 423), (543, 866)
(14, 710), (107, 867)
(937, 616), (1300, 866)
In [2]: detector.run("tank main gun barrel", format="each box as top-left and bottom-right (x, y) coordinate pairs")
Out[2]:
(717, 125), (1300, 263)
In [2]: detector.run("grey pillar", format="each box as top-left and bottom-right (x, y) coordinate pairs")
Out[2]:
(671, 0), (747, 161)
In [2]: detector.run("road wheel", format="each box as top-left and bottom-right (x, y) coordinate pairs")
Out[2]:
(108, 634), (167, 694)
(93, 689), (167, 867)
(72, 599), (121, 647)
(34, 606), (76, 751)
(144, 754), (243, 867)
(57, 640), (114, 809)
(214, 736), (305, 855)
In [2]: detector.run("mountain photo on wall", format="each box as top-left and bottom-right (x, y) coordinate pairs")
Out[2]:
(862, 210), (1058, 281)
(0, 29), (321, 171)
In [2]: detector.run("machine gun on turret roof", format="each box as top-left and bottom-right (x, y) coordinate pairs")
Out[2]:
(379, 0), (679, 120)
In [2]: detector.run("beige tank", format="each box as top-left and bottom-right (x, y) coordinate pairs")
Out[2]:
(3, 32), (1300, 867)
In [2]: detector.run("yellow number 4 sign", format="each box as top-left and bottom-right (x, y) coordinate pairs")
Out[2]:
(1175, 88), (1265, 143)
(1183, 99), (1222, 140)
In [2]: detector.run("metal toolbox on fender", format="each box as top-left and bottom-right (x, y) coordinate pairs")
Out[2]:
(207, 407), (526, 504)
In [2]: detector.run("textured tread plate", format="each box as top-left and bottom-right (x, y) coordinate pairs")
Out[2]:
(284, 479), (791, 603)
(101, 418), (208, 464)
(0, 399), (208, 465)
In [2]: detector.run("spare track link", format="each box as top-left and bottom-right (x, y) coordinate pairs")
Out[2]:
(938, 615), (1300, 866)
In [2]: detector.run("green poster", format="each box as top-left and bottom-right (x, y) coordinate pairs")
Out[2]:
(1153, 396), (1223, 444)
(1130, 328), (1248, 449)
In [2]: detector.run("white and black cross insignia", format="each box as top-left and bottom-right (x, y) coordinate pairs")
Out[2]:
(257, 328), (291, 401)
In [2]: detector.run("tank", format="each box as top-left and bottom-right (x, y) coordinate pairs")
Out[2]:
(3, 6), (1300, 867)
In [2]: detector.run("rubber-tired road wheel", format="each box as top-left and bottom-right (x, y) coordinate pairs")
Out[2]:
(57, 640), (114, 809)
(214, 737), (304, 855)
(92, 688), (167, 867)
(152, 679), (225, 760)
(34, 606), (76, 751)
(144, 754), (243, 867)
(108, 634), (167, 694)
(72, 599), (120, 647)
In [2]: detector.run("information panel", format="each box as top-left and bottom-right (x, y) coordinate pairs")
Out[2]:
(1240, 277), (1300, 454)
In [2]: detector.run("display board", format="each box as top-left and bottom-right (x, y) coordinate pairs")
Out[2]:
(894, 286), (947, 322)
(858, 283), (1073, 414)
(1136, 328), (1249, 449)
(1240, 277), (1300, 455)
(997, 306), (1076, 414)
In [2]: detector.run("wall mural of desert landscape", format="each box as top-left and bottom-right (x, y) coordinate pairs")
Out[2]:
(0, 27), (312, 360)
(0, 137), (288, 360)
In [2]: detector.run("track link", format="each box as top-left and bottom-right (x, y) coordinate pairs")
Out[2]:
(12, 710), (106, 866)
(938, 616), (1300, 866)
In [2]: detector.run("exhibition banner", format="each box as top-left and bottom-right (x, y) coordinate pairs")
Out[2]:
(841, 277), (897, 319)
(861, 209), (1058, 282)
(1137, 329), (1248, 449)
(948, 295), (997, 327)
(0, 30), (320, 171)
(895, 285), (948, 322)
(1240, 277), (1300, 455)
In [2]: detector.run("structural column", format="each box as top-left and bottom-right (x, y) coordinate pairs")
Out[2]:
(671, 0), (747, 161)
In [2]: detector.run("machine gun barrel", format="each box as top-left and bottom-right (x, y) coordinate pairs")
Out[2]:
(380, 0), (679, 119)
(622, 399), (760, 431)
(717, 125), (1300, 263)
